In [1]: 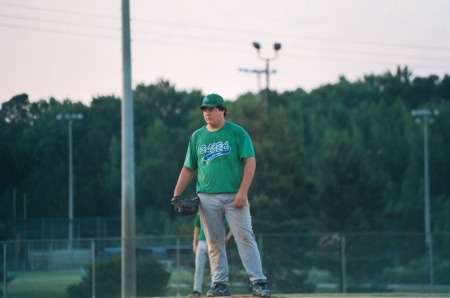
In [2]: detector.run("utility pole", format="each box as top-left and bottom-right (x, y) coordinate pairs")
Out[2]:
(238, 67), (276, 101)
(121, 0), (136, 297)
(252, 42), (282, 113)
(411, 108), (439, 291)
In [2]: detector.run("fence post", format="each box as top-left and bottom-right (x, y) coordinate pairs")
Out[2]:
(428, 235), (435, 292)
(92, 240), (96, 298)
(340, 234), (347, 294)
(97, 217), (101, 239)
(176, 237), (181, 297)
(3, 243), (6, 298)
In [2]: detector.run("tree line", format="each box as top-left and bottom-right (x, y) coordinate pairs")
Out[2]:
(1, 67), (449, 245)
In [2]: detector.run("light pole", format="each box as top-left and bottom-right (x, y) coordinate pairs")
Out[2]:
(56, 113), (83, 250)
(238, 67), (277, 101)
(411, 108), (439, 290)
(252, 41), (282, 112)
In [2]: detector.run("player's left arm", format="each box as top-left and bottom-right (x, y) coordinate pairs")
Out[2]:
(233, 156), (256, 208)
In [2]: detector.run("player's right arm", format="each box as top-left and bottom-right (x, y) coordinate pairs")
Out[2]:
(173, 166), (195, 196)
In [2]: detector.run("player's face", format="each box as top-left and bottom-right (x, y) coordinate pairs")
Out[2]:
(202, 107), (224, 128)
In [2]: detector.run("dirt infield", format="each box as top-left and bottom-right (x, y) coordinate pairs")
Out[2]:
(255, 296), (443, 298)
(209, 296), (448, 298)
(154, 295), (449, 298)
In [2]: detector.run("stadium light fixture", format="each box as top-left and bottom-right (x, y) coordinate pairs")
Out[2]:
(252, 41), (282, 113)
(411, 108), (439, 290)
(56, 113), (83, 250)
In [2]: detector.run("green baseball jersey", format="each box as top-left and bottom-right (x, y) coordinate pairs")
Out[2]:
(184, 121), (255, 194)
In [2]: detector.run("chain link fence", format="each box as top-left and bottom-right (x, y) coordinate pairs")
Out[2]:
(1, 232), (449, 297)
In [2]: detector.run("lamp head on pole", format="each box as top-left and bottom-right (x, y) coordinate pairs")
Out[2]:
(56, 113), (84, 121)
(273, 43), (282, 51)
(252, 42), (261, 50)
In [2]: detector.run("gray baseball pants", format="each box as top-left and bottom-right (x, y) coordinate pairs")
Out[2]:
(198, 192), (266, 284)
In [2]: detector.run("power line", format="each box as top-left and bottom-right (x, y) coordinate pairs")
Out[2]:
(0, 23), (118, 40)
(2, 2), (450, 55)
(1, 21), (447, 71)
(0, 2), (117, 20)
(0, 2), (449, 70)
(0, 13), (119, 32)
(1, 10), (447, 65)
(133, 17), (450, 54)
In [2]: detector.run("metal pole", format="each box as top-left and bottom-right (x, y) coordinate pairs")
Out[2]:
(423, 118), (430, 247)
(56, 113), (82, 250)
(92, 241), (96, 298)
(3, 243), (6, 298)
(238, 68), (275, 102)
(13, 189), (17, 271)
(340, 235), (347, 294)
(121, 0), (136, 296)
(23, 193), (27, 270)
(428, 237), (435, 291)
(422, 116), (435, 290)
(13, 189), (16, 239)
(23, 193), (27, 241)
(264, 59), (270, 112)
(412, 109), (438, 291)
(68, 119), (74, 251)
(256, 72), (262, 101)
(176, 238), (180, 297)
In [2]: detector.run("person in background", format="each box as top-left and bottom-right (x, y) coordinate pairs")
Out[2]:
(189, 212), (232, 298)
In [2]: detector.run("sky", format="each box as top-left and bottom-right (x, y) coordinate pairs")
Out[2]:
(1, 0), (450, 105)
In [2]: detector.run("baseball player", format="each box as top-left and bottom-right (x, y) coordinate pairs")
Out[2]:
(173, 93), (271, 297)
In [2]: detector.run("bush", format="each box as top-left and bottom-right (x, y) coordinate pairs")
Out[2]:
(67, 255), (170, 298)
(271, 268), (316, 293)
(0, 270), (17, 296)
(382, 256), (450, 284)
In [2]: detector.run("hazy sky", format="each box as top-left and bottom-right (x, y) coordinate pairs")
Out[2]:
(1, 0), (449, 105)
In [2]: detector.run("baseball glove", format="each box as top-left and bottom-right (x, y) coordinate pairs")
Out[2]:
(171, 195), (199, 216)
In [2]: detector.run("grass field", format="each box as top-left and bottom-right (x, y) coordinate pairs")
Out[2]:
(5, 269), (82, 298)
(3, 269), (449, 298)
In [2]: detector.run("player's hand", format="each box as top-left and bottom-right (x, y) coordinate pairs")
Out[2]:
(233, 192), (248, 208)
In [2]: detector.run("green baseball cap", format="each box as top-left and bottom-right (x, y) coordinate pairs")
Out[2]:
(201, 93), (225, 108)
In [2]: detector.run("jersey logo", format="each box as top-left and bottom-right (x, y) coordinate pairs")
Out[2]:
(200, 141), (231, 164)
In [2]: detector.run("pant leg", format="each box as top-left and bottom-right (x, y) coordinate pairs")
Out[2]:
(222, 193), (267, 282)
(193, 240), (208, 293)
(198, 193), (229, 284)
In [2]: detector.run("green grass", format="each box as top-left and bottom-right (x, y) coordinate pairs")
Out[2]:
(5, 268), (448, 298)
(5, 270), (83, 298)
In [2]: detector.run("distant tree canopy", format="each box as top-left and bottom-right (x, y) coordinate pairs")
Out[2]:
(1, 68), (449, 239)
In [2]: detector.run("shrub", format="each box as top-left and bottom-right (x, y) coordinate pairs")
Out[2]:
(382, 256), (450, 284)
(67, 255), (170, 298)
